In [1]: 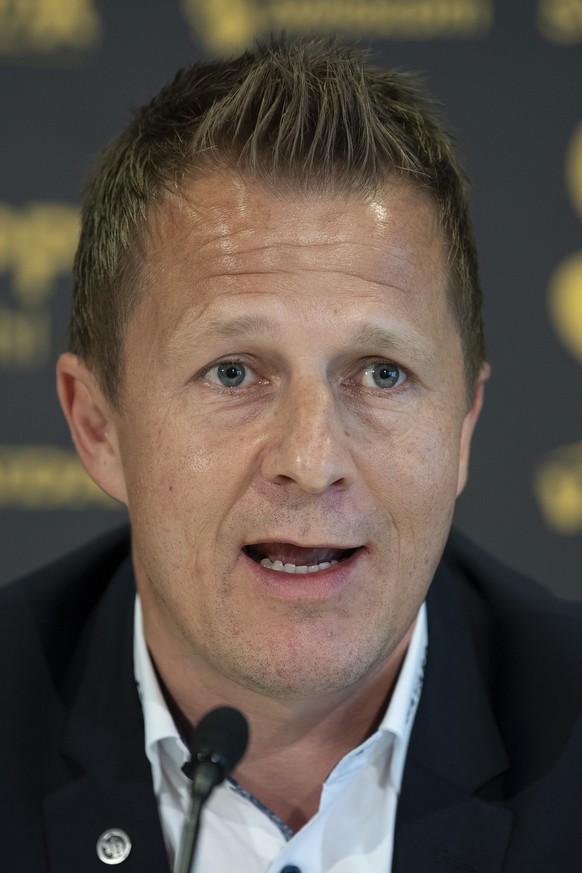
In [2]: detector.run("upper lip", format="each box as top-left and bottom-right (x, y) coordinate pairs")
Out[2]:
(242, 541), (364, 566)
(242, 538), (363, 550)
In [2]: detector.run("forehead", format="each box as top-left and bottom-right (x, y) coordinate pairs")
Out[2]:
(130, 171), (449, 347)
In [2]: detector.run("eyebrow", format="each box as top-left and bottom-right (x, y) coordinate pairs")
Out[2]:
(176, 314), (432, 365)
(202, 314), (275, 338)
(348, 322), (431, 362)
(167, 313), (274, 358)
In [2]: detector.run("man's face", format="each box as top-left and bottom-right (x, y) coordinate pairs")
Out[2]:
(108, 173), (483, 701)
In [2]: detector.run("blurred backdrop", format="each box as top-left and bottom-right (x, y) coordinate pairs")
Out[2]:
(1, 0), (581, 596)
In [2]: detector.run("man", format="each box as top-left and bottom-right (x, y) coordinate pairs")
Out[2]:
(2, 38), (582, 872)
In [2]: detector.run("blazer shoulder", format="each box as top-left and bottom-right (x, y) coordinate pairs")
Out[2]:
(0, 524), (131, 609)
(438, 529), (582, 791)
(441, 528), (582, 708)
(443, 528), (582, 729)
(0, 526), (133, 687)
(444, 527), (582, 618)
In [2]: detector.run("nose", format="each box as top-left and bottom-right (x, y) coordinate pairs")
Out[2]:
(260, 377), (354, 493)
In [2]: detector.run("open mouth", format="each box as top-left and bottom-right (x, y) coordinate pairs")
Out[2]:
(243, 542), (359, 575)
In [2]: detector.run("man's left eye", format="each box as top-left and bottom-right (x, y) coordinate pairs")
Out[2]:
(361, 362), (403, 389)
(208, 361), (250, 388)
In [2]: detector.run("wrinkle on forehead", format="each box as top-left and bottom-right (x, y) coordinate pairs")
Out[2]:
(131, 171), (449, 354)
(147, 169), (443, 256)
(149, 179), (442, 273)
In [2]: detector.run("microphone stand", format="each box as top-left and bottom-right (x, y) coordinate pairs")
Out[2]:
(176, 759), (223, 873)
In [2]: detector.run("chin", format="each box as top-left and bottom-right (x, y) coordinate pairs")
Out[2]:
(220, 635), (393, 701)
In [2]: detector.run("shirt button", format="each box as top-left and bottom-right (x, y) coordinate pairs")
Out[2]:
(281, 867), (301, 873)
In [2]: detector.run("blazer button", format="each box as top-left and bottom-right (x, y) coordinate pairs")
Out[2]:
(96, 829), (132, 865)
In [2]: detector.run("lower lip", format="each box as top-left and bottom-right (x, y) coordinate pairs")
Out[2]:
(239, 548), (364, 601)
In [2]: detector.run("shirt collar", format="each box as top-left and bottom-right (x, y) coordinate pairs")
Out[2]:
(133, 596), (190, 795)
(318, 602), (427, 793)
(378, 600), (428, 790)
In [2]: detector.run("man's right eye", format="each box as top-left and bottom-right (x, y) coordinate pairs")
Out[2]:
(206, 361), (249, 388)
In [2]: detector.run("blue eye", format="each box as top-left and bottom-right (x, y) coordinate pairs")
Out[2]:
(215, 362), (247, 387)
(362, 362), (401, 389)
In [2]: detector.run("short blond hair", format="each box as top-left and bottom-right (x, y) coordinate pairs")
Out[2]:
(70, 37), (485, 406)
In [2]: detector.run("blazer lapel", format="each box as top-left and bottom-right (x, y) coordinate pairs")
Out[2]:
(394, 764), (513, 873)
(43, 557), (169, 873)
(393, 562), (514, 873)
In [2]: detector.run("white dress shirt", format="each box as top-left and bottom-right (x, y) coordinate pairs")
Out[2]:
(134, 597), (428, 873)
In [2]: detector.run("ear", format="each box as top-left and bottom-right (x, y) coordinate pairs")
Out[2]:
(456, 361), (490, 497)
(56, 353), (128, 505)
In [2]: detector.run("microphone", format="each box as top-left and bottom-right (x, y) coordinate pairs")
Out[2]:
(176, 706), (249, 873)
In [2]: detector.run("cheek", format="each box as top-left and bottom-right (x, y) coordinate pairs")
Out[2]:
(120, 409), (263, 553)
(185, 446), (215, 474)
(363, 414), (463, 521)
(121, 409), (213, 496)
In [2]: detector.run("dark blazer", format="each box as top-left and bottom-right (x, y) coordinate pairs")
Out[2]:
(1, 526), (581, 872)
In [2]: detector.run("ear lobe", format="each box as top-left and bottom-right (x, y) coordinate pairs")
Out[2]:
(456, 362), (490, 497)
(56, 353), (128, 505)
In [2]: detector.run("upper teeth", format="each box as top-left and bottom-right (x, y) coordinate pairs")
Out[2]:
(259, 558), (339, 574)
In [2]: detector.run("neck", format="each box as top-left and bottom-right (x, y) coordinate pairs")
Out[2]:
(144, 617), (415, 831)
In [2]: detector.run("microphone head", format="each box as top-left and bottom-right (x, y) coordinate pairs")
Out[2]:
(187, 706), (249, 778)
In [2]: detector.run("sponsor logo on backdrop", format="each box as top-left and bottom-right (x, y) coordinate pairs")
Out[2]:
(537, 0), (582, 42)
(566, 121), (582, 223)
(181, 0), (492, 53)
(534, 442), (582, 534)
(0, 204), (114, 509)
(0, 203), (78, 369)
(0, 446), (115, 508)
(0, 0), (101, 56)
(536, 122), (582, 534)
(549, 251), (582, 365)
